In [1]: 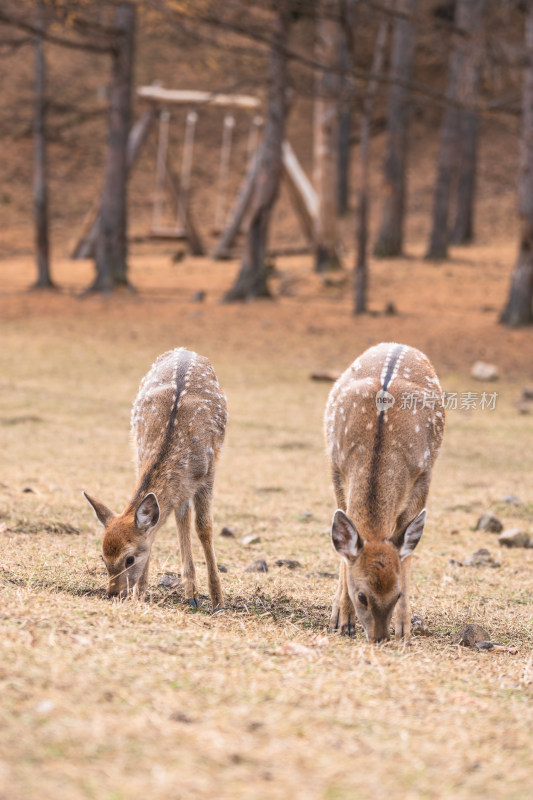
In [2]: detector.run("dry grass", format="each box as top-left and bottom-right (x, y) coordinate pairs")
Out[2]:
(0, 250), (532, 800)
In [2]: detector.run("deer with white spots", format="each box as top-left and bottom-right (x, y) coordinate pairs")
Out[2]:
(324, 343), (445, 642)
(84, 348), (227, 608)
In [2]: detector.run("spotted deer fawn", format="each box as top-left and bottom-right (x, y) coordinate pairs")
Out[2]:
(84, 347), (227, 608)
(324, 343), (445, 642)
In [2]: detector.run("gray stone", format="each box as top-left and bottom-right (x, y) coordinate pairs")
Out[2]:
(158, 572), (181, 589)
(244, 558), (268, 573)
(475, 513), (503, 534)
(454, 623), (490, 647)
(411, 614), (431, 637)
(220, 526), (236, 538)
(471, 361), (499, 381)
(191, 290), (206, 303)
(498, 528), (530, 548)
(501, 494), (522, 506)
(464, 548), (500, 568)
(522, 387), (533, 401)
(217, 564), (228, 573)
(241, 534), (261, 546)
(275, 559), (301, 570)
(306, 571), (337, 579)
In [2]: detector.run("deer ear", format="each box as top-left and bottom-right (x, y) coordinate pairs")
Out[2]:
(135, 493), (160, 534)
(83, 491), (115, 527)
(398, 509), (426, 561)
(331, 510), (363, 563)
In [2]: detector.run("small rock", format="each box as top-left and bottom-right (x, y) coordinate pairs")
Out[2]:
(158, 572), (181, 589)
(501, 494), (522, 506)
(450, 529), (460, 535)
(241, 534), (261, 546)
(191, 290), (206, 303)
(22, 487), (35, 494)
(217, 564), (228, 573)
(411, 614), (431, 636)
(275, 559), (301, 570)
(244, 558), (268, 573)
(306, 571), (337, 579)
(34, 700), (55, 715)
(449, 558), (463, 566)
(220, 526), (236, 538)
(475, 513), (503, 534)
(454, 623), (490, 647)
(384, 301), (397, 316)
(471, 361), (499, 381)
(522, 387), (533, 401)
(498, 528), (530, 548)
(464, 548), (500, 567)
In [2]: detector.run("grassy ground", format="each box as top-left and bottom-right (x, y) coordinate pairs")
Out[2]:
(0, 251), (532, 800)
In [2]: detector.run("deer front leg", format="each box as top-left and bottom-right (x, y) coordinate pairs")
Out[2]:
(194, 482), (224, 610)
(175, 501), (199, 607)
(134, 555), (151, 600)
(330, 561), (356, 636)
(394, 554), (412, 641)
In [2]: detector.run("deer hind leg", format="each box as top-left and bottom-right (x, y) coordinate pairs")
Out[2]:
(175, 500), (199, 608)
(194, 480), (224, 610)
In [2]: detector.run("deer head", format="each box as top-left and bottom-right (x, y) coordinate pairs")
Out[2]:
(83, 491), (160, 599)
(331, 508), (426, 642)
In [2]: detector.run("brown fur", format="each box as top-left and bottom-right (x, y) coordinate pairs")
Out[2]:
(325, 342), (445, 642)
(84, 348), (227, 608)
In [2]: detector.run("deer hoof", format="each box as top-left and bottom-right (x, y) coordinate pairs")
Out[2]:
(187, 597), (200, 608)
(340, 621), (355, 637)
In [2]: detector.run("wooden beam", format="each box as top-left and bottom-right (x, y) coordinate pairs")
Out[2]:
(138, 86), (260, 110)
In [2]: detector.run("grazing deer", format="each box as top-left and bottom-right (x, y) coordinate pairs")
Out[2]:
(84, 347), (227, 608)
(324, 343), (445, 642)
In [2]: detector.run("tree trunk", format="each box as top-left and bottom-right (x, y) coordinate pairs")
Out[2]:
(72, 108), (156, 260)
(501, 1), (533, 326)
(373, 0), (417, 258)
(91, 2), (135, 292)
(354, 19), (389, 314)
(425, 0), (478, 260)
(451, 0), (485, 245)
(32, 0), (53, 289)
(223, 8), (291, 302)
(313, 0), (342, 272)
(337, 33), (352, 217)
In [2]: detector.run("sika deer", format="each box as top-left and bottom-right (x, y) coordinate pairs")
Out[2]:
(84, 348), (227, 608)
(324, 343), (445, 642)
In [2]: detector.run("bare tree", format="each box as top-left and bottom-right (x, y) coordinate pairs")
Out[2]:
(426, 0), (482, 260)
(91, 2), (135, 292)
(32, 0), (53, 289)
(223, 6), (291, 302)
(373, 0), (417, 258)
(354, 18), (389, 314)
(314, 0), (342, 272)
(501, 1), (533, 326)
(451, 0), (485, 245)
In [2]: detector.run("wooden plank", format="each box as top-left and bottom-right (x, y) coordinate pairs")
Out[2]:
(138, 86), (260, 110)
(281, 140), (317, 243)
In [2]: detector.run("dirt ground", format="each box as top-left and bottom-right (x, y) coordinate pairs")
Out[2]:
(0, 248), (532, 800)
